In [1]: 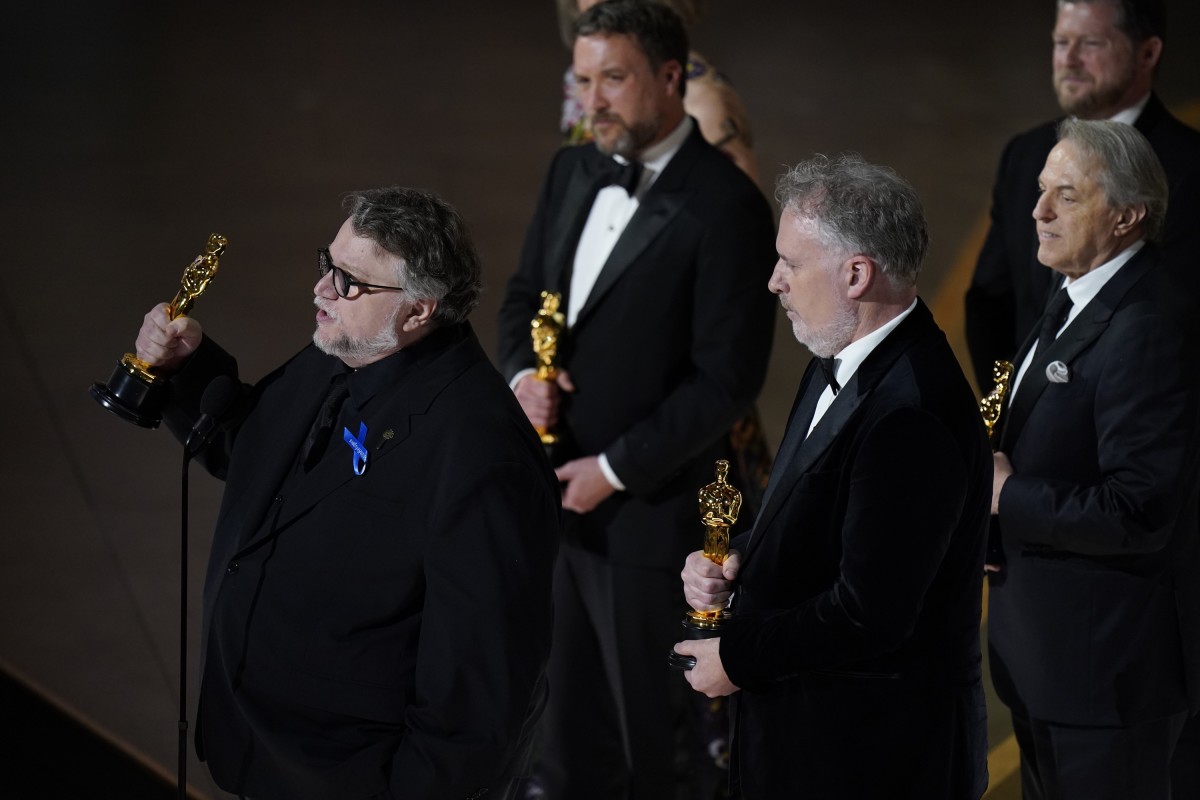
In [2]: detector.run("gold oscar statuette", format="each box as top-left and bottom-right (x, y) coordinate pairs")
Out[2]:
(89, 233), (229, 428)
(669, 459), (743, 669)
(530, 291), (565, 446)
(979, 359), (1014, 442)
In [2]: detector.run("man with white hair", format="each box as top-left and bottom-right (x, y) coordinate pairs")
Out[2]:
(988, 119), (1200, 800)
(965, 0), (1200, 391)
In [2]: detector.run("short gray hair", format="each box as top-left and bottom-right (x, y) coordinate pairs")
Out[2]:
(342, 187), (482, 327)
(775, 153), (929, 287)
(1057, 117), (1168, 240)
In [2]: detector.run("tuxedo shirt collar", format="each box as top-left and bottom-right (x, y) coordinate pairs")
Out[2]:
(1109, 93), (1151, 126)
(1060, 239), (1144, 323)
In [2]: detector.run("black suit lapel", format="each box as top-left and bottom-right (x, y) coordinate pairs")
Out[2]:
(214, 355), (342, 548)
(745, 370), (869, 561)
(1001, 249), (1155, 450)
(750, 366), (822, 532)
(999, 276), (1065, 448)
(574, 193), (689, 326)
(269, 400), (415, 537)
(548, 152), (609, 299)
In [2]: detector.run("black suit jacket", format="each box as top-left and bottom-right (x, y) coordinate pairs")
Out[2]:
(721, 301), (991, 799)
(162, 323), (560, 800)
(989, 245), (1200, 726)
(498, 122), (776, 568)
(965, 94), (1200, 388)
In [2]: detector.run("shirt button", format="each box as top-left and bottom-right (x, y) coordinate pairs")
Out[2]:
(227, 562), (239, 574)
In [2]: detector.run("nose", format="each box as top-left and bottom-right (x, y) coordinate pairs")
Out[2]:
(581, 83), (605, 115)
(315, 268), (337, 298)
(767, 260), (786, 294)
(1032, 192), (1054, 222)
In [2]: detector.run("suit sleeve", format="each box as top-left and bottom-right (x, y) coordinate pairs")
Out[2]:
(605, 188), (777, 495)
(497, 149), (573, 381)
(720, 407), (970, 688)
(998, 303), (1200, 555)
(387, 456), (558, 796)
(160, 334), (243, 480)
(964, 138), (1021, 390)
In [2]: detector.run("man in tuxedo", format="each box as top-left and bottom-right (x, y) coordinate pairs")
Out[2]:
(676, 154), (991, 799)
(987, 119), (1200, 800)
(130, 187), (560, 799)
(497, 1), (775, 795)
(964, 0), (1200, 391)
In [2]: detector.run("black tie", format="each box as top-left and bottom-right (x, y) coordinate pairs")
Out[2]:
(300, 372), (349, 472)
(607, 159), (643, 196)
(816, 356), (841, 395)
(1033, 287), (1073, 361)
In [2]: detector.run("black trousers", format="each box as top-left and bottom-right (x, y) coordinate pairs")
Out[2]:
(1011, 709), (1187, 800)
(537, 544), (690, 800)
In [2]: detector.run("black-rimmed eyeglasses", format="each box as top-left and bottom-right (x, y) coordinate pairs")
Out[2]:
(317, 247), (406, 298)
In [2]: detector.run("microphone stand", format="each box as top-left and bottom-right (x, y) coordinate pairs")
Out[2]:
(178, 445), (195, 800)
(174, 375), (239, 799)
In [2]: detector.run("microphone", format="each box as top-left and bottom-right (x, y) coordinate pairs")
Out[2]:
(185, 376), (241, 456)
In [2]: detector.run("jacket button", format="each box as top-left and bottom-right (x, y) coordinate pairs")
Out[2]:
(227, 562), (239, 574)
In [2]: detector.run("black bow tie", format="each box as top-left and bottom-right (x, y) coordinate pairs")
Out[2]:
(605, 159), (643, 196)
(815, 356), (841, 395)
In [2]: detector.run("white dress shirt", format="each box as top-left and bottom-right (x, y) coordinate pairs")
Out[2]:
(1110, 93), (1150, 126)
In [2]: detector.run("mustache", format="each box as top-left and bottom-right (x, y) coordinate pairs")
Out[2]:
(591, 112), (625, 126)
(1055, 69), (1091, 82)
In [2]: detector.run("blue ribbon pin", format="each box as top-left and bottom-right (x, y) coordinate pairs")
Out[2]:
(343, 422), (369, 476)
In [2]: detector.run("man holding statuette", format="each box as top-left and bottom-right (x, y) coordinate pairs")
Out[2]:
(119, 187), (559, 799)
(497, 1), (775, 794)
(90, 233), (228, 428)
(678, 154), (991, 798)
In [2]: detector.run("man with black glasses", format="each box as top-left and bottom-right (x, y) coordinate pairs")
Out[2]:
(128, 186), (560, 800)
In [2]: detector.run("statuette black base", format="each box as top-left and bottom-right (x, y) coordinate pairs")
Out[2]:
(89, 360), (166, 429)
(667, 610), (730, 670)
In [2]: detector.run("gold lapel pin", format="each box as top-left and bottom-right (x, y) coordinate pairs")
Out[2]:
(376, 428), (394, 450)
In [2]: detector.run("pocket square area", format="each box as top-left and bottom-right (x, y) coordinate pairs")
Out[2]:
(1045, 360), (1070, 383)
